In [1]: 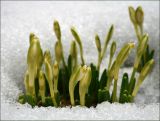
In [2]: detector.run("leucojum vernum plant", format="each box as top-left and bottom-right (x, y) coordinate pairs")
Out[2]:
(18, 6), (155, 107)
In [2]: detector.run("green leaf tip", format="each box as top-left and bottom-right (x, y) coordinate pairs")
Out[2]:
(95, 34), (101, 52)
(53, 20), (61, 41)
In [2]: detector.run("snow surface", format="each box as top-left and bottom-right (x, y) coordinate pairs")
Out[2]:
(1, 102), (159, 120)
(1, 1), (159, 120)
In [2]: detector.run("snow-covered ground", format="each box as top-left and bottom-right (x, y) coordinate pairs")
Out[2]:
(1, 1), (159, 120)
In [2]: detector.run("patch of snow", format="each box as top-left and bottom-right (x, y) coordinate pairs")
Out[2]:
(1, 102), (159, 120)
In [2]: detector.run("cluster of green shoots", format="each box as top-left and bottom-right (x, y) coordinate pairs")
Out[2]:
(18, 6), (154, 107)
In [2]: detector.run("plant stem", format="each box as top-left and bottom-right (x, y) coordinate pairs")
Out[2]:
(97, 52), (101, 71)
(134, 25), (141, 42)
(59, 39), (66, 67)
(70, 91), (75, 106)
(62, 56), (66, 67)
(54, 76), (58, 94)
(49, 84), (57, 107)
(80, 50), (85, 66)
(106, 76), (112, 91)
(111, 79), (117, 102)
(80, 93), (85, 106)
(139, 24), (143, 36)
(132, 81), (141, 97)
(108, 56), (112, 69)
(40, 90), (45, 103)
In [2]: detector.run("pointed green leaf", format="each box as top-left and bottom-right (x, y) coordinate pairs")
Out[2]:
(44, 97), (54, 107)
(149, 49), (155, 60)
(95, 34), (101, 52)
(53, 20), (61, 41)
(119, 73), (129, 103)
(25, 94), (36, 107)
(98, 89), (110, 103)
(101, 25), (114, 59)
(99, 69), (107, 90)
(18, 94), (26, 104)
(123, 94), (128, 103)
(128, 77), (136, 95)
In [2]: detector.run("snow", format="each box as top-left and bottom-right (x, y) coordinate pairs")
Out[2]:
(1, 1), (159, 120)
(1, 102), (159, 120)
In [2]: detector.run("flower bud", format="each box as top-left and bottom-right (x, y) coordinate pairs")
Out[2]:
(53, 20), (61, 41)
(69, 65), (82, 105)
(135, 6), (144, 26)
(44, 50), (52, 64)
(71, 27), (85, 65)
(71, 27), (82, 47)
(128, 6), (137, 25)
(78, 65), (88, 81)
(69, 65), (89, 106)
(95, 34), (101, 52)
(114, 42), (135, 80)
(105, 25), (114, 45)
(79, 67), (92, 106)
(29, 33), (35, 44)
(27, 35), (43, 97)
